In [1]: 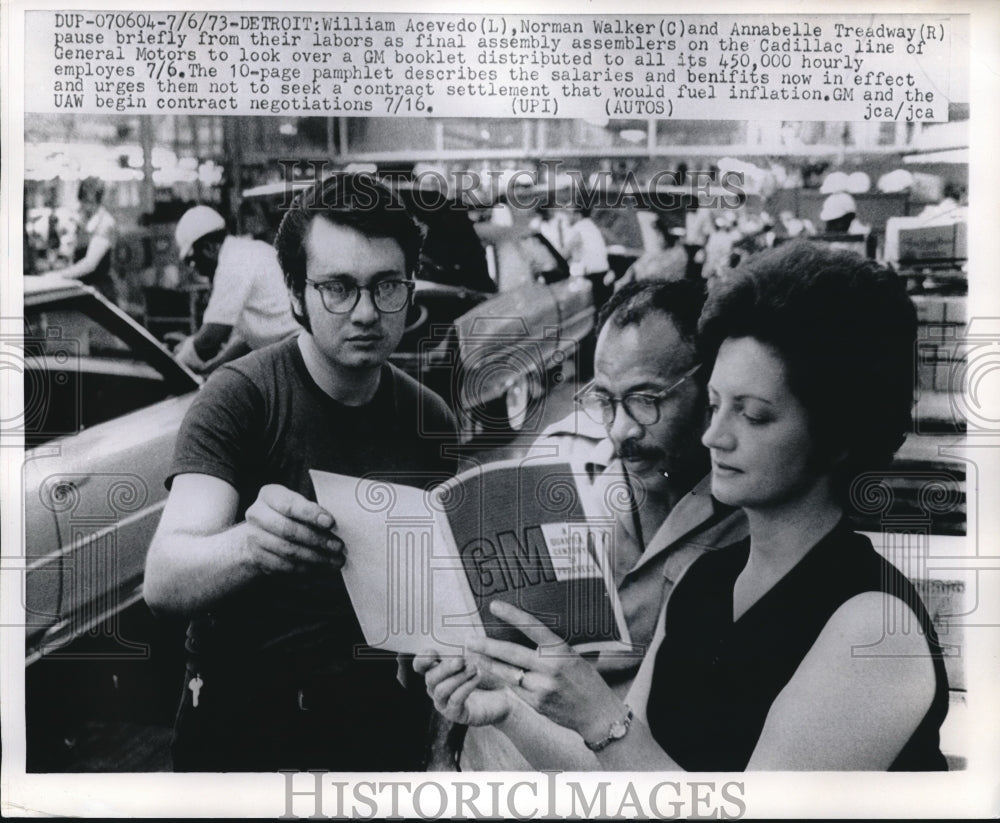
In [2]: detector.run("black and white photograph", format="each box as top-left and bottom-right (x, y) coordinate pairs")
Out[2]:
(2, 0), (998, 818)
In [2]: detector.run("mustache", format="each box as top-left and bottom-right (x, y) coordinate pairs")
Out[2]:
(616, 440), (663, 463)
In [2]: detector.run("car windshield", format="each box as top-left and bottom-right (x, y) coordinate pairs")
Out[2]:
(481, 232), (567, 291)
(24, 296), (182, 445)
(591, 205), (650, 251)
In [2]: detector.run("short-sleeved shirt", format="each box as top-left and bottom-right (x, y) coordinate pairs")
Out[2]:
(683, 207), (716, 247)
(565, 218), (610, 275)
(80, 205), (116, 252)
(201, 235), (301, 349)
(74, 205), (117, 300)
(602, 471), (748, 679)
(168, 335), (458, 669)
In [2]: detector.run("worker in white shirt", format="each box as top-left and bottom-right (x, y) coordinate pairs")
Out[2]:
(563, 202), (612, 313)
(59, 177), (119, 303)
(172, 205), (300, 373)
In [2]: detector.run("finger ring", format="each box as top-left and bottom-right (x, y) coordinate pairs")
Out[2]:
(515, 668), (526, 687)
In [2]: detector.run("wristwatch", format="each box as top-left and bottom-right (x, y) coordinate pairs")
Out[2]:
(584, 706), (634, 752)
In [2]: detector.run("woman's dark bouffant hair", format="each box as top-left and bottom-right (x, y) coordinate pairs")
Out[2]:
(697, 240), (918, 490)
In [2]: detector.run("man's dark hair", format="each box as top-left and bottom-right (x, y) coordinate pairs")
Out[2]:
(598, 278), (707, 349)
(652, 216), (681, 248)
(77, 176), (105, 205)
(274, 173), (423, 330)
(697, 240), (918, 491)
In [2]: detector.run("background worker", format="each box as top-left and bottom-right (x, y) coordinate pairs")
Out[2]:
(58, 176), (119, 303)
(172, 204), (300, 373)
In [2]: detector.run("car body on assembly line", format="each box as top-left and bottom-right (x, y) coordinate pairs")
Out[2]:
(21, 275), (201, 665)
(394, 220), (594, 440)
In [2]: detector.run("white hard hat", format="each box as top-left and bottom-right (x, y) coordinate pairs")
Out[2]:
(877, 169), (915, 194)
(175, 205), (226, 260)
(820, 171), (850, 194)
(820, 192), (857, 222)
(846, 171), (872, 194)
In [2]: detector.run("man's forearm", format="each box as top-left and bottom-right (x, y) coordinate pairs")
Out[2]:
(59, 236), (111, 279)
(144, 521), (257, 616)
(192, 322), (234, 362)
(204, 337), (252, 371)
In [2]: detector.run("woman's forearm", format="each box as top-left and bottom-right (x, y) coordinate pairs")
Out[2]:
(495, 693), (601, 771)
(590, 715), (683, 771)
(493, 693), (683, 772)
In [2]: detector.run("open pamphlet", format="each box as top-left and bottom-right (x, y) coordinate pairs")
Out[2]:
(310, 458), (632, 656)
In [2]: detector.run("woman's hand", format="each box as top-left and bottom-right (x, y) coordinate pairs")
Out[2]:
(414, 652), (513, 727)
(467, 600), (626, 743)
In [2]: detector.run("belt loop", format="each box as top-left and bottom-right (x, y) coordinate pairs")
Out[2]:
(297, 688), (310, 712)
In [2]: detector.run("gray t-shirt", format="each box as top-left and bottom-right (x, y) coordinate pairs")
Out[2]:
(168, 335), (458, 666)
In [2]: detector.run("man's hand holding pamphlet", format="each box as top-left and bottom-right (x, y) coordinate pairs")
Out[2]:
(311, 458), (632, 656)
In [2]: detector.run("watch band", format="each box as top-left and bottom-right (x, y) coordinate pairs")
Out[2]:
(584, 706), (634, 752)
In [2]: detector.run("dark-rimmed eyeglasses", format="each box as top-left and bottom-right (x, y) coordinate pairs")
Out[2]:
(574, 364), (701, 427)
(305, 278), (414, 314)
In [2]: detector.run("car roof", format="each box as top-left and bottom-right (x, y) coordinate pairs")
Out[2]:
(23, 274), (88, 303)
(473, 222), (541, 243)
(241, 180), (314, 198)
(242, 178), (466, 202)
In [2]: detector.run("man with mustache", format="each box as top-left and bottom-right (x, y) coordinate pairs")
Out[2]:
(145, 174), (457, 772)
(455, 279), (749, 769)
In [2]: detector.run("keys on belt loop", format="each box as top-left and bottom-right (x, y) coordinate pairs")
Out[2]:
(188, 674), (204, 708)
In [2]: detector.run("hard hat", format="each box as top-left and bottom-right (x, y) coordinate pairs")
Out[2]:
(846, 171), (872, 194)
(877, 169), (915, 194)
(175, 205), (226, 260)
(820, 192), (857, 222)
(820, 171), (850, 194)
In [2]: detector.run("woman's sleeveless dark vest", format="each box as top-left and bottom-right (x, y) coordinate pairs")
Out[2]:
(645, 520), (949, 771)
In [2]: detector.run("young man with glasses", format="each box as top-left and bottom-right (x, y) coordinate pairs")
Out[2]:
(455, 279), (748, 770)
(171, 204), (300, 373)
(146, 174), (458, 772)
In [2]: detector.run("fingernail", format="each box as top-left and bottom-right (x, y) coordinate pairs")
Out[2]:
(327, 538), (340, 551)
(317, 514), (333, 529)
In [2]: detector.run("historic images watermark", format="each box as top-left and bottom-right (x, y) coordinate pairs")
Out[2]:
(272, 159), (749, 212)
(278, 770), (748, 819)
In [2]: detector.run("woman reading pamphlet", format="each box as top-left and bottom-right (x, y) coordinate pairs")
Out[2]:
(415, 241), (950, 771)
